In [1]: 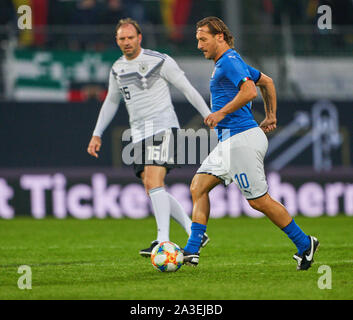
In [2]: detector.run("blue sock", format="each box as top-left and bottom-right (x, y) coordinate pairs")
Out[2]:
(184, 222), (207, 254)
(282, 219), (310, 255)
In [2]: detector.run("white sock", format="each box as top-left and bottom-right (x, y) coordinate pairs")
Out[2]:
(149, 187), (170, 242)
(168, 193), (192, 236)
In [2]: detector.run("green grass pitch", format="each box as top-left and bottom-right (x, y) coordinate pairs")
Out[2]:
(0, 215), (352, 300)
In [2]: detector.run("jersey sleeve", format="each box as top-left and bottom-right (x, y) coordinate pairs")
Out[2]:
(247, 64), (261, 83)
(160, 54), (185, 84)
(92, 68), (121, 137)
(160, 55), (211, 118)
(224, 57), (256, 90)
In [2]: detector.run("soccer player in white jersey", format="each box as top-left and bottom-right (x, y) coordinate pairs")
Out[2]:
(87, 18), (211, 256)
(182, 17), (319, 271)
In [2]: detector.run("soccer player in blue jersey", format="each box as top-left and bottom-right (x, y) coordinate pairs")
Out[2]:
(182, 17), (319, 270)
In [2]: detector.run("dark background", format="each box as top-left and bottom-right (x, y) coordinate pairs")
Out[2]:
(1, 100), (352, 168)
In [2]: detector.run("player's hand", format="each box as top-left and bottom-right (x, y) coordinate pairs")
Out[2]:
(260, 117), (277, 133)
(204, 111), (226, 129)
(87, 136), (102, 158)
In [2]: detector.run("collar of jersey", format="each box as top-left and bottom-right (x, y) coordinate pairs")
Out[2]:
(215, 48), (234, 64)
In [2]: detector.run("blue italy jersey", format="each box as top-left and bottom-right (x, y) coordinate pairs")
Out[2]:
(210, 48), (261, 141)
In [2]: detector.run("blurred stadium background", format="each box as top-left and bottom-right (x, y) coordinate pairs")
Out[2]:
(0, 0), (352, 220)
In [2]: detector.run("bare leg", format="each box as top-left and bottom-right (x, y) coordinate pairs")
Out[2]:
(183, 173), (222, 258)
(190, 174), (222, 225)
(248, 193), (292, 229)
(248, 192), (312, 260)
(141, 165), (166, 192)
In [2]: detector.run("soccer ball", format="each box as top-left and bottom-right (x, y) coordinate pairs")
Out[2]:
(151, 241), (184, 272)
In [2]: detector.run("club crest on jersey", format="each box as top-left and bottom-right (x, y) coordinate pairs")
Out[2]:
(139, 63), (148, 73)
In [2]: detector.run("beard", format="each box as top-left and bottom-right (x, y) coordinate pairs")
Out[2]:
(203, 51), (215, 60)
(123, 46), (139, 59)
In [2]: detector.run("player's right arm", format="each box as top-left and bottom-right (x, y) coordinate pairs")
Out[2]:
(87, 69), (121, 158)
(256, 72), (277, 133)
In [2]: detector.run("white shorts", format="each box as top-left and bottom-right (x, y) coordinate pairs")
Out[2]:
(197, 127), (268, 200)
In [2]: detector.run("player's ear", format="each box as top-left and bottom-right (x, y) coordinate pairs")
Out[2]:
(138, 33), (142, 44)
(216, 33), (224, 43)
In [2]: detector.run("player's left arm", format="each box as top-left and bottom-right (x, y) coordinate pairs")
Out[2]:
(256, 72), (277, 133)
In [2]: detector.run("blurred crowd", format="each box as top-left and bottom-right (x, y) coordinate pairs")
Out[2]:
(0, 0), (352, 50)
(245, 0), (353, 27)
(0, 0), (222, 49)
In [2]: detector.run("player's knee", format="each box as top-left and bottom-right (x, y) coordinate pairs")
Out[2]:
(189, 183), (198, 199)
(248, 195), (270, 212)
(248, 199), (263, 212)
(190, 180), (208, 200)
(143, 177), (164, 193)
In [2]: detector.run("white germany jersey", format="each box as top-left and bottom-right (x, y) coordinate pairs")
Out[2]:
(112, 48), (183, 142)
(92, 48), (211, 143)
